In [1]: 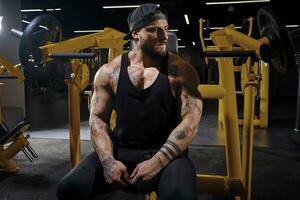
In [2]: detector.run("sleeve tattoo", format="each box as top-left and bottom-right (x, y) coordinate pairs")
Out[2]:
(157, 139), (183, 162)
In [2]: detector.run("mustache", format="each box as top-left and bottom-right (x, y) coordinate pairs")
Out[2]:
(157, 40), (168, 45)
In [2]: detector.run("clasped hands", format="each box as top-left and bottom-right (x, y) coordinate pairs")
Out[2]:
(102, 156), (162, 188)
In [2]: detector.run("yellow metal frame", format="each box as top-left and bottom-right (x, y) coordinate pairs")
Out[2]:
(0, 55), (25, 82)
(0, 134), (30, 172)
(199, 18), (269, 128)
(37, 27), (126, 168)
(195, 21), (272, 199)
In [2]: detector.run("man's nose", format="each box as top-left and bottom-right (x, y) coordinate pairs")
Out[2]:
(158, 29), (168, 40)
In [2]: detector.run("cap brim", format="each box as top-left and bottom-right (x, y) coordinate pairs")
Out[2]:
(123, 31), (133, 40)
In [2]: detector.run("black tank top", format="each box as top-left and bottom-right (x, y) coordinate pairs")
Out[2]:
(112, 52), (179, 149)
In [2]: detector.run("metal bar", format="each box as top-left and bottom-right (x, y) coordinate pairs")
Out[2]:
(295, 53), (300, 132)
(197, 174), (243, 196)
(66, 80), (81, 168)
(201, 50), (256, 57)
(22, 148), (34, 162)
(25, 144), (38, 158)
(198, 85), (225, 99)
(241, 80), (256, 200)
(10, 28), (23, 38)
(259, 61), (269, 128)
(49, 53), (96, 59)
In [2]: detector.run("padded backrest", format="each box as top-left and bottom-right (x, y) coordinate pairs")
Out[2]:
(129, 31), (178, 54)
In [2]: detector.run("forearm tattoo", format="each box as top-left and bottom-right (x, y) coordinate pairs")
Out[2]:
(162, 145), (177, 158)
(102, 156), (116, 180)
(159, 148), (173, 161)
(175, 130), (186, 140)
(90, 118), (112, 151)
(166, 140), (182, 155)
(153, 154), (166, 169)
(158, 140), (183, 162)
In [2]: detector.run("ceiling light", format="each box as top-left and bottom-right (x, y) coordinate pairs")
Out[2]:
(21, 9), (44, 12)
(286, 25), (299, 28)
(178, 45), (186, 48)
(184, 14), (189, 25)
(103, 4), (159, 9)
(206, 0), (270, 5)
(169, 29), (179, 32)
(192, 41), (196, 46)
(22, 20), (30, 24)
(0, 16), (3, 32)
(177, 38), (182, 41)
(45, 8), (62, 11)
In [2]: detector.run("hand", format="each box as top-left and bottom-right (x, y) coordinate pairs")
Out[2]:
(129, 156), (162, 185)
(102, 156), (130, 188)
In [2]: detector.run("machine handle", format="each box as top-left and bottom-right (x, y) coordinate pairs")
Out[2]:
(10, 29), (23, 39)
(49, 53), (96, 59)
(22, 148), (34, 162)
(25, 144), (38, 158)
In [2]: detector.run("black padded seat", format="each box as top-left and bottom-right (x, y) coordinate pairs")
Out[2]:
(0, 121), (30, 145)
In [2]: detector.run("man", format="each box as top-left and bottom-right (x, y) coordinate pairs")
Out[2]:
(57, 3), (202, 200)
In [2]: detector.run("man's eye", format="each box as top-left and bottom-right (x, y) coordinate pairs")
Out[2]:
(148, 27), (159, 32)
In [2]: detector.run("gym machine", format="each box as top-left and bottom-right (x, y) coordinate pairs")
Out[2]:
(194, 6), (297, 200)
(11, 15), (127, 168)
(0, 55), (37, 172)
(200, 17), (270, 128)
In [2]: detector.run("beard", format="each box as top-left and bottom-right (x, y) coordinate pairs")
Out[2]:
(141, 42), (167, 60)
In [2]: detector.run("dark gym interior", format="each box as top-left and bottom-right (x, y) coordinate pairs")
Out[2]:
(1, 0), (300, 200)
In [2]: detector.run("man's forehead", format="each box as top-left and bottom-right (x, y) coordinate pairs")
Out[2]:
(146, 19), (169, 27)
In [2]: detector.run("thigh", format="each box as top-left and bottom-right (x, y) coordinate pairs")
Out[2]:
(157, 153), (198, 200)
(57, 151), (111, 199)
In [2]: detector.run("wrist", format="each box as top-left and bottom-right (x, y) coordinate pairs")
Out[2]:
(100, 154), (115, 164)
(153, 154), (168, 169)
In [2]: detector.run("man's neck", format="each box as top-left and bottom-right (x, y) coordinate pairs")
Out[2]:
(130, 48), (164, 69)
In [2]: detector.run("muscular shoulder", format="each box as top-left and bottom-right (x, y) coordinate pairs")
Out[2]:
(94, 55), (122, 88)
(168, 53), (199, 83)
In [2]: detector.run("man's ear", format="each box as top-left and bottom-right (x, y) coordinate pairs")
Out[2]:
(132, 30), (139, 40)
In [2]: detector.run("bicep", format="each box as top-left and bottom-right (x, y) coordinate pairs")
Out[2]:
(178, 66), (203, 118)
(90, 70), (114, 123)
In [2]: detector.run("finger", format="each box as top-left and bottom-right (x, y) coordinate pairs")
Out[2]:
(123, 171), (130, 181)
(131, 175), (142, 185)
(122, 172), (130, 184)
(130, 166), (138, 179)
(131, 174), (139, 185)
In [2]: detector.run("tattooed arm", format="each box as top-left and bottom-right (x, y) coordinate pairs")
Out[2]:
(90, 62), (129, 187)
(154, 61), (203, 167)
(130, 59), (203, 184)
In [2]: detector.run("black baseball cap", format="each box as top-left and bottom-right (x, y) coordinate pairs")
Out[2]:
(124, 3), (167, 40)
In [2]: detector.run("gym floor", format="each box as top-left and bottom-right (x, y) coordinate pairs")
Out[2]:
(1, 89), (300, 200)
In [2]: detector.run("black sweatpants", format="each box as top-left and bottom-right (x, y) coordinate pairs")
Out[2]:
(56, 148), (198, 200)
